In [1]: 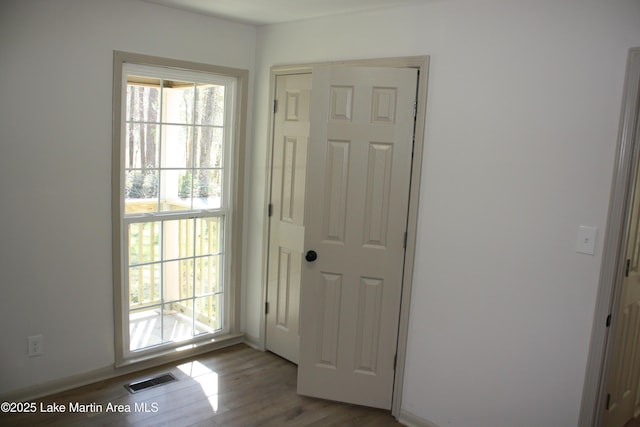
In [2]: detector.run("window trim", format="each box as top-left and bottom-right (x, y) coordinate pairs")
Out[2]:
(112, 51), (247, 366)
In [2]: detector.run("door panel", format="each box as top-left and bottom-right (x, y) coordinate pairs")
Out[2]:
(323, 140), (350, 242)
(605, 146), (640, 427)
(297, 66), (418, 409)
(265, 73), (312, 364)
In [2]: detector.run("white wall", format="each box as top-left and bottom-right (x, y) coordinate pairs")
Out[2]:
(247, 1), (640, 426)
(0, 0), (255, 395)
(2, 0), (639, 424)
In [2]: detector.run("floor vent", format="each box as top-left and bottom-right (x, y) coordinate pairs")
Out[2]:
(125, 373), (177, 394)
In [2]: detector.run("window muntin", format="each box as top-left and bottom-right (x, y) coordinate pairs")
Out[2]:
(120, 64), (235, 358)
(123, 69), (231, 215)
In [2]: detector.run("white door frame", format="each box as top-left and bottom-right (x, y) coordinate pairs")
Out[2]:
(261, 56), (429, 417)
(579, 47), (640, 427)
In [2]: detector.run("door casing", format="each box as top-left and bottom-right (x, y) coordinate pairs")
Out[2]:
(579, 48), (640, 427)
(261, 56), (429, 417)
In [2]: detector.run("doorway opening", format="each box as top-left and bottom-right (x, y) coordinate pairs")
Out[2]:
(580, 48), (640, 427)
(262, 56), (429, 417)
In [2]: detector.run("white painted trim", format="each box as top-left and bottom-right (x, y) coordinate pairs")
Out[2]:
(261, 56), (429, 418)
(579, 47), (640, 427)
(0, 334), (244, 402)
(399, 409), (441, 427)
(243, 333), (263, 351)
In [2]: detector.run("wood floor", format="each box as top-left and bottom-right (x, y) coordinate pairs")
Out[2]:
(625, 417), (640, 427)
(0, 344), (404, 426)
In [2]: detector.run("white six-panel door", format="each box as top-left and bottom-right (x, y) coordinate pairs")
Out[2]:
(265, 73), (312, 364)
(297, 66), (418, 409)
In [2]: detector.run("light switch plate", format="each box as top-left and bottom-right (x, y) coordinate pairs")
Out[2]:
(576, 225), (597, 255)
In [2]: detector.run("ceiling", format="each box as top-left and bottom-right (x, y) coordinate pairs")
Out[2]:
(142, 0), (435, 26)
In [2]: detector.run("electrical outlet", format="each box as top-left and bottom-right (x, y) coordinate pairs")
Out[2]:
(27, 335), (43, 357)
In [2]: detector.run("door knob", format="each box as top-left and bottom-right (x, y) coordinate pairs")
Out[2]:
(305, 250), (318, 262)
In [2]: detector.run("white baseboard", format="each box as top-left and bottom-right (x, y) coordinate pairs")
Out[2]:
(242, 334), (264, 351)
(0, 334), (244, 402)
(0, 364), (120, 403)
(399, 409), (441, 427)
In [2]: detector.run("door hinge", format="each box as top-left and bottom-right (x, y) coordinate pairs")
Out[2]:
(265, 302), (270, 315)
(626, 259), (631, 277)
(268, 203), (273, 217)
(393, 354), (398, 370)
(273, 99), (278, 113)
(403, 232), (408, 249)
(605, 393), (611, 410)
(606, 314), (612, 327)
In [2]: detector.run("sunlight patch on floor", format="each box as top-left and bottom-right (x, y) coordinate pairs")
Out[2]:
(178, 360), (219, 412)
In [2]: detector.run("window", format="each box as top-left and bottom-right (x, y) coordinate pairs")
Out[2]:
(113, 52), (247, 364)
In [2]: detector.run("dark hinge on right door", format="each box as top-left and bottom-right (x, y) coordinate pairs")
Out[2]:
(606, 393), (611, 410)
(268, 203), (273, 217)
(265, 302), (269, 315)
(626, 259), (631, 277)
(606, 314), (612, 327)
(273, 99), (278, 113)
